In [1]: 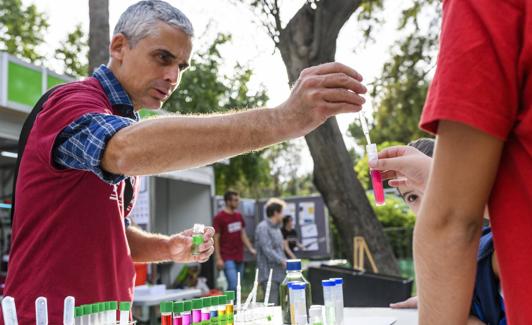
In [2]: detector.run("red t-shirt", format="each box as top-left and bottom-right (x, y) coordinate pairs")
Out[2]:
(420, 1), (532, 324)
(2, 78), (138, 324)
(213, 210), (245, 261)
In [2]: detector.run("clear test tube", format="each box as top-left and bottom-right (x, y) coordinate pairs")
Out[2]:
(217, 295), (227, 324)
(74, 306), (82, 325)
(63, 296), (75, 325)
(367, 144), (385, 205)
(81, 305), (91, 325)
(200, 297), (211, 323)
(330, 278), (344, 325)
(160, 301), (173, 325)
(289, 283), (307, 325)
(2, 296), (18, 325)
(181, 301), (192, 325)
(191, 224), (205, 256)
(191, 298), (202, 324)
(224, 291), (235, 325)
(91, 303), (99, 325)
(322, 280), (336, 325)
(172, 301), (184, 325)
(108, 301), (118, 325)
(119, 302), (131, 325)
(308, 305), (324, 325)
(210, 296), (219, 324)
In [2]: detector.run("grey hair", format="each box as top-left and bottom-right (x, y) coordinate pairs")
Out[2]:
(113, 0), (194, 47)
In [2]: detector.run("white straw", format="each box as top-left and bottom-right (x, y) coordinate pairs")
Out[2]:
(264, 269), (273, 306)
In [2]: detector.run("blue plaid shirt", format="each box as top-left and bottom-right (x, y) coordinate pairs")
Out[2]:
(53, 65), (139, 184)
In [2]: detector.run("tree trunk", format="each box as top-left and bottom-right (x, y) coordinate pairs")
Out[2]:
(277, 0), (400, 275)
(88, 0), (110, 74)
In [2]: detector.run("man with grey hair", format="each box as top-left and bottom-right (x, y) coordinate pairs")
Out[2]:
(3, 0), (366, 323)
(255, 198), (288, 305)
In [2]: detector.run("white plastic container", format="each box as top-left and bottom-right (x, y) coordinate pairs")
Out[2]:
(330, 278), (344, 325)
(289, 282), (307, 325)
(309, 305), (324, 325)
(322, 280), (336, 325)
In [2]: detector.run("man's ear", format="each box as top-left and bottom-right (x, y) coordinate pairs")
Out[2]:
(109, 33), (129, 62)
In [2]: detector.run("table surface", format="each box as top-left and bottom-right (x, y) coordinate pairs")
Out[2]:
(244, 306), (417, 325)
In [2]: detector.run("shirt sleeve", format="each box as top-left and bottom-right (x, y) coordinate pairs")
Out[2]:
(213, 215), (223, 234)
(53, 113), (136, 184)
(420, 0), (522, 140)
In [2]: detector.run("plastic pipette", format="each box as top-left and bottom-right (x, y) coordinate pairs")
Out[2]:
(358, 112), (371, 145)
(243, 269), (259, 310)
(2, 296), (18, 325)
(251, 268), (259, 306)
(263, 269), (273, 305)
(35, 297), (48, 325)
(63, 296), (75, 325)
(236, 272), (242, 320)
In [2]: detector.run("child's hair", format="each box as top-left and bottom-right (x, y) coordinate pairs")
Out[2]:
(408, 138), (434, 158)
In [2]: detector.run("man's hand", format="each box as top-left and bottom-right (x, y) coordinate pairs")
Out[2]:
(390, 296), (418, 309)
(216, 257), (225, 270)
(249, 247), (257, 256)
(278, 62), (367, 138)
(167, 226), (215, 263)
(368, 145), (432, 193)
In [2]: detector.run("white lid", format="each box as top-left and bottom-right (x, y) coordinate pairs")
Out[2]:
(309, 305), (323, 318)
(193, 223), (205, 233)
(366, 143), (378, 162)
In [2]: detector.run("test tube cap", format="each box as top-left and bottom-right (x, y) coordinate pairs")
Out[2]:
(109, 301), (118, 310)
(202, 297), (211, 308)
(184, 300), (192, 311)
(99, 302), (106, 311)
(192, 298), (203, 309)
(173, 301), (184, 314)
(286, 259), (302, 271)
(218, 295), (227, 305)
(193, 223), (205, 233)
(366, 143), (378, 161)
(321, 279), (336, 287)
(224, 291), (235, 301)
(82, 304), (91, 315)
(160, 301), (173, 313)
(92, 303), (99, 313)
(75, 306), (83, 317)
(119, 301), (131, 311)
(330, 278), (343, 285)
(211, 296), (219, 305)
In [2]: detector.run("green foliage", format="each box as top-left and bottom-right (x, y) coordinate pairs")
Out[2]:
(349, 0), (440, 145)
(55, 24), (89, 77)
(162, 33), (272, 198)
(370, 194), (415, 228)
(0, 0), (49, 63)
(354, 141), (402, 190)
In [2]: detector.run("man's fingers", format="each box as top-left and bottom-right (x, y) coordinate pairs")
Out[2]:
(321, 88), (366, 106)
(376, 146), (412, 160)
(305, 62), (363, 81)
(380, 170), (399, 181)
(196, 246), (215, 263)
(199, 238), (214, 253)
(203, 226), (215, 240)
(319, 73), (367, 94)
(388, 178), (408, 188)
(322, 102), (363, 115)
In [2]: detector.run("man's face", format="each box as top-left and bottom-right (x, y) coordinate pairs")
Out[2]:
(273, 209), (284, 224)
(110, 21), (192, 110)
(227, 195), (240, 210)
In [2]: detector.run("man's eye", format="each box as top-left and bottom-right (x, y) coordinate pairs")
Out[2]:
(406, 194), (418, 203)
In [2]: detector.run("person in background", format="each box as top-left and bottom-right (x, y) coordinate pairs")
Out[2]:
(255, 198), (287, 305)
(380, 138), (505, 325)
(214, 190), (256, 291)
(281, 215), (305, 259)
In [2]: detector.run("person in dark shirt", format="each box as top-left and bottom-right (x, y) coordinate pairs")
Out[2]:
(281, 215), (305, 259)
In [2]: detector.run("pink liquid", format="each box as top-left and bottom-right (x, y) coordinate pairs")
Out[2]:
(182, 313), (191, 325)
(173, 315), (183, 325)
(201, 312), (210, 321)
(371, 169), (385, 205)
(192, 309), (202, 323)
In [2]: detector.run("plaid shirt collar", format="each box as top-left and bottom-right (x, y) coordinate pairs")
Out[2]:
(92, 65), (139, 121)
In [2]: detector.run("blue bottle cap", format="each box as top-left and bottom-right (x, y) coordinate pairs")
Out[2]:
(286, 259), (302, 271)
(322, 280), (336, 287)
(330, 278), (343, 285)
